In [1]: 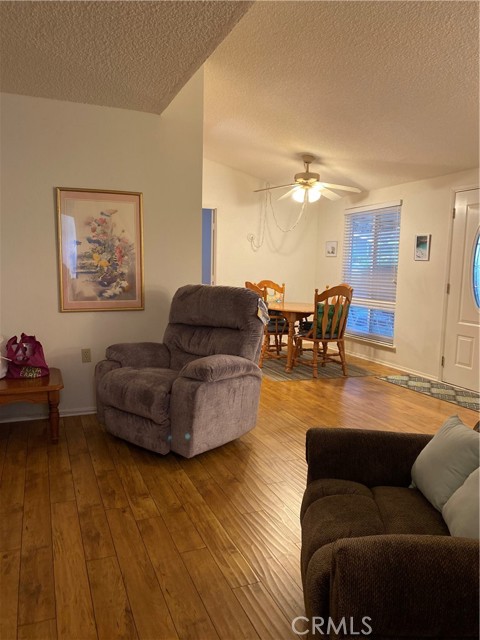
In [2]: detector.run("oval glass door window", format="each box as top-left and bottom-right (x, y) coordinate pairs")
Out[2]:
(474, 230), (480, 308)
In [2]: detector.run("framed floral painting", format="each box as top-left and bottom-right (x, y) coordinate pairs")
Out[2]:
(56, 188), (144, 311)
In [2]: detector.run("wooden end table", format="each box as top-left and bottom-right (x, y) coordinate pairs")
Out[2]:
(0, 367), (64, 442)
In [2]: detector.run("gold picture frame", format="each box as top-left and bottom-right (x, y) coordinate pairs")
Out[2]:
(56, 187), (144, 311)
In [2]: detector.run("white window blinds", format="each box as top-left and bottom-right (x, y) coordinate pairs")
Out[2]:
(342, 202), (401, 345)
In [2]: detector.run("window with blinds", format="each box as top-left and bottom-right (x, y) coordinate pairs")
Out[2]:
(342, 202), (401, 345)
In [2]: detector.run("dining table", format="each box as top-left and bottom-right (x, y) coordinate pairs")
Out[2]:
(268, 301), (314, 371)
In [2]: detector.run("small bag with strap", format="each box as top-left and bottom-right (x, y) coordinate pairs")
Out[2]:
(6, 333), (50, 379)
(0, 336), (8, 379)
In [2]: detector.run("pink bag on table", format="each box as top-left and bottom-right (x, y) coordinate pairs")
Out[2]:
(6, 333), (49, 379)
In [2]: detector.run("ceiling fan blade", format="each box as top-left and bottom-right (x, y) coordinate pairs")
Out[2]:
(253, 183), (296, 193)
(320, 188), (342, 201)
(319, 182), (361, 193)
(278, 187), (299, 201)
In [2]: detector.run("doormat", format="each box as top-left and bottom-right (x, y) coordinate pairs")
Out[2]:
(377, 374), (480, 411)
(262, 356), (372, 381)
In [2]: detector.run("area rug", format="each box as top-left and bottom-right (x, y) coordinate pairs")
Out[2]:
(262, 355), (372, 381)
(377, 374), (480, 411)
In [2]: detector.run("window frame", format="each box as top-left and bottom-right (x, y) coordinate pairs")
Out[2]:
(342, 201), (402, 346)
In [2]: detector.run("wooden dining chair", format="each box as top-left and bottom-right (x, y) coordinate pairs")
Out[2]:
(255, 280), (288, 356)
(293, 284), (353, 377)
(256, 280), (285, 305)
(245, 281), (265, 298)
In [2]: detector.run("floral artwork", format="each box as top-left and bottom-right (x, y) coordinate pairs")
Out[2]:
(56, 188), (144, 311)
(81, 211), (134, 298)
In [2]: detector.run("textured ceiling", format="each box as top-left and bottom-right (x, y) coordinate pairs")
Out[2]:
(0, 1), (478, 192)
(0, 0), (252, 114)
(204, 1), (480, 191)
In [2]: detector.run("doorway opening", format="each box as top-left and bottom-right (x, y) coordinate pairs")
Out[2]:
(202, 208), (216, 285)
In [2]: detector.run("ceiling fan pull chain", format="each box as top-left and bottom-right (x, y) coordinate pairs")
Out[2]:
(248, 184), (309, 250)
(247, 186), (269, 250)
(270, 193), (308, 233)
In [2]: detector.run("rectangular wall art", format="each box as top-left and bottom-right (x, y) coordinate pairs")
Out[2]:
(56, 188), (144, 311)
(325, 241), (338, 257)
(414, 234), (431, 261)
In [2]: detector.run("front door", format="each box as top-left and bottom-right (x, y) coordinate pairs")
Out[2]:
(442, 188), (480, 392)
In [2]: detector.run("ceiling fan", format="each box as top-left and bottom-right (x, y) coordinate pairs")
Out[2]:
(254, 154), (361, 203)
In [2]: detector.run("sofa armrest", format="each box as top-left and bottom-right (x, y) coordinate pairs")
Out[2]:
(306, 427), (432, 487)
(178, 354), (261, 382)
(312, 535), (479, 638)
(105, 342), (170, 368)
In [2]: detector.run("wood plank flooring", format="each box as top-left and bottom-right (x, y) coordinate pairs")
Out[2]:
(0, 357), (477, 639)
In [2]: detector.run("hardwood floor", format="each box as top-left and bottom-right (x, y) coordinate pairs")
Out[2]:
(0, 357), (477, 640)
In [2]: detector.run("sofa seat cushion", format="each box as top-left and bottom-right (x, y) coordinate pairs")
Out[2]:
(373, 486), (449, 535)
(300, 478), (373, 522)
(301, 482), (450, 579)
(301, 494), (384, 576)
(98, 367), (178, 424)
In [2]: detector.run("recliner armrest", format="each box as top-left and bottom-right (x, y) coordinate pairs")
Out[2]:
(179, 354), (261, 382)
(306, 534), (479, 638)
(105, 342), (171, 368)
(95, 359), (121, 377)
(306, 427), (432, 487)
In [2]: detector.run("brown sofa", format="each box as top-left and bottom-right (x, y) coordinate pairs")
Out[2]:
(301, 427), (479, 639)
(95, 284), (265, 458)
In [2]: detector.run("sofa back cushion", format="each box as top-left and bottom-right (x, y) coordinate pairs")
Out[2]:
(411, 415), (479, 511)
(442, 468), (479, 539)
(164, 285), (264, 369)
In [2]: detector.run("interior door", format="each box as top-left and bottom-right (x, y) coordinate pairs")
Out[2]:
(442, 188), (480, 391)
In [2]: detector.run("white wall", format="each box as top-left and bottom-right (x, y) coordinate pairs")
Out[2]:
(314, 168), (479, 379)
(203, 158), (319, 300)
(0, 69), (204, 418)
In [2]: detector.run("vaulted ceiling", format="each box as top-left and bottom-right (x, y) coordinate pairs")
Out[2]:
(0, 1), (252, 114)
(1, 1), (478, 193)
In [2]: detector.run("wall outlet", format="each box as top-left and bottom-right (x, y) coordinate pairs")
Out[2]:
(81, 348), (91, 363)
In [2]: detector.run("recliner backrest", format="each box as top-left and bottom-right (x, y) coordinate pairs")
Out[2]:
(164, 284), (265, 369)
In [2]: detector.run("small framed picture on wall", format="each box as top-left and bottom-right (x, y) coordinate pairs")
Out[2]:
(414, 234), (431, 261)
(325, 241), (338, 257)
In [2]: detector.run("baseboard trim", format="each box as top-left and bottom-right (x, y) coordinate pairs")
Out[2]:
(0, 406), (97, 424)
(61, 407), (97, 417)
(345, 350), (438, 381)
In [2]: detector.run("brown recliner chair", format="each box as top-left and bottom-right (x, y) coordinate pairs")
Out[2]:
(95, 284), (266, 458)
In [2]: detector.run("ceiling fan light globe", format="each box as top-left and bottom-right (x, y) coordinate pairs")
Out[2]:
(307, 189), (321, 203)
(292, 188), (306, 203)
